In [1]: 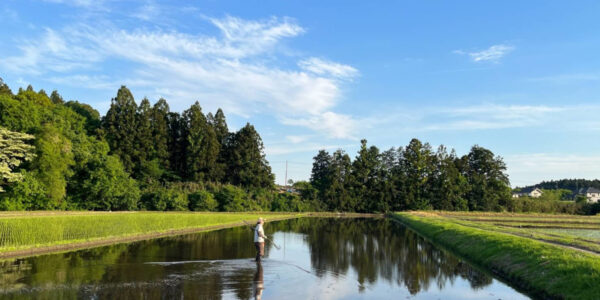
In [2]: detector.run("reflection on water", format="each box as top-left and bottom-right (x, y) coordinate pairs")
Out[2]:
(0, 218), (528, 299)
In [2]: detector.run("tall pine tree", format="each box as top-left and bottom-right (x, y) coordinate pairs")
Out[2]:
(102, 86), (138, 172)
(151, 98), (170, 170)
(224, 123), (273, 188)
(182, 102), (219, 182)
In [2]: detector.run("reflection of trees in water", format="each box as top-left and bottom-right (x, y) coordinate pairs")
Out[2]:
(0, 219), (491, 298)
(0, 226), (265, 299)
(270, 218), (493, 295)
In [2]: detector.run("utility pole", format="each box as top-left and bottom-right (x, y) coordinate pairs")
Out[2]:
(284, 160), (288, 188)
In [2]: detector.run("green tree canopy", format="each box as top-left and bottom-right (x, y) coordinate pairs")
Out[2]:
(102, 86), (139, 172)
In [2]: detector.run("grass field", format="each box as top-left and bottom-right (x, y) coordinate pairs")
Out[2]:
(392, 211), (600, 300)
(432, 211), (600, 253)
(0, 211), (299, 255)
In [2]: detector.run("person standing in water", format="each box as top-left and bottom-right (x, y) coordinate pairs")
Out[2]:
(254, 218), (266, 262)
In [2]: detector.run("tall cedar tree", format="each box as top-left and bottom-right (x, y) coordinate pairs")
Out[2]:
(102, 86), (138, 173)
(323, 150), (353, 211)
(223, 123), (274, 188)
(351, 140), (383, 212)
(136, 98), (155, 171)
(182, 102), (219, 182)
(310, 150), (332, 198)
(207, 108), (229, 182)
(210, 109), (229, 144)
(167, 112), (186, 179)
(401, 138), (435, 210)
(151, 98), (170, 170)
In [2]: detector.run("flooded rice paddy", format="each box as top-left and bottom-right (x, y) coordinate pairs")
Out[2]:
(0, 218), (529, 299)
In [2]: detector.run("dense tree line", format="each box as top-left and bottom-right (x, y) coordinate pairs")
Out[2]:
(1, 78), (597, 214)
(305, 139), (512, 212)
(0, 79), (286, 211)
(522, 179), (600, 193)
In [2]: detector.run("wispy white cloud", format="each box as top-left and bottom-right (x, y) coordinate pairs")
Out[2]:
(1, 28), (102, 75)
(285, 135), (312, 144)
(527, 72), (600, 84)
(414, 104), (565, 131)
(454, 44), (514, 62)
(298, 58), (358, 79)
(0, 16), (358, 139)
(281, 111), (359, 140)
(506, 153), (600, 187)
(365, 103), (600, 133)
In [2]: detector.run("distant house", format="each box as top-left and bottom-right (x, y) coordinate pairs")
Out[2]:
(576, 187), (600, 203)
(512, 187), (543, 198)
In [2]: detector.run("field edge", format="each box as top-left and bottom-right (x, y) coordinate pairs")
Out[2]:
(391, 212), (600, 300)
(0, 213), (301, 260)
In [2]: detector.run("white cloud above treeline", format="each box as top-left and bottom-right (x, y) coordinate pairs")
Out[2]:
(0, 14), (359, 139)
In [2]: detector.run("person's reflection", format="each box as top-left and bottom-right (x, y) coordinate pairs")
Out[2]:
(253, 262), (264, 300)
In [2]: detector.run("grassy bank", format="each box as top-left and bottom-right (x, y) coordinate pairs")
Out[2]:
(392, 212), (600, 300)
(0, 211), (299, 255)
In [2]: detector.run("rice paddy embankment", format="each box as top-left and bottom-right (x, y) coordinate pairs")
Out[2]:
(0, 211), (300, 258)
(392, 211), (600, 300)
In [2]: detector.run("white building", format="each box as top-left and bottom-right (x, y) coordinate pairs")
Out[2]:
(512, 187), (543, 199)
(577, 187), (600, 203)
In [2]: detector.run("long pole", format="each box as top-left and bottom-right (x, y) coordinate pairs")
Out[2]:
(284, 160), (288, 188)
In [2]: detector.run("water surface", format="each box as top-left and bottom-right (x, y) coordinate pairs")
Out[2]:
(0, 218), (529, 299)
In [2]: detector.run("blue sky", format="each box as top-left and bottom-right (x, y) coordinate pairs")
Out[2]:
(1, 0), (600, 187)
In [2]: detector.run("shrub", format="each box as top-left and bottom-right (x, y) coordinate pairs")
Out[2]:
(189, 190), (218, 211)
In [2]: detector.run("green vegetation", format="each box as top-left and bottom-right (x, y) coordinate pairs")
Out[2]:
(0, 211), (298, 253)
(1, 77), (599, 215)
(0, 80), (309, 212)
(530, 228), (600, 240)
(309, 139), (512, 212)
(393, 212), (600, 299)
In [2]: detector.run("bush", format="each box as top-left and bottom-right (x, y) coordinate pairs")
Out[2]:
(271, 193), (311, 212)
(140, 186), (188, 211)
(215, 185), (253, 211)
(189, 190), (218, 211)
(0, 171), (46, 210)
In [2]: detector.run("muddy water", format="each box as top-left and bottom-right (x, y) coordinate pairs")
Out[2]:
(0, 218), (529, 299)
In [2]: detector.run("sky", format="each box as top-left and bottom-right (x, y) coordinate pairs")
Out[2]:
(1, 0), (600, 187)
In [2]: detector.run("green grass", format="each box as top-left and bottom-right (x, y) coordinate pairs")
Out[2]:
(531, 228), (600, 241)
(393, 212), (600, 300)
(0, 211), (299, 253)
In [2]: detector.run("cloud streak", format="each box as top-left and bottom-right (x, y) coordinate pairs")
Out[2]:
(454, 44), (514, 62)
(298, 58), (359, 79)
(0, 15), (358, 139)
